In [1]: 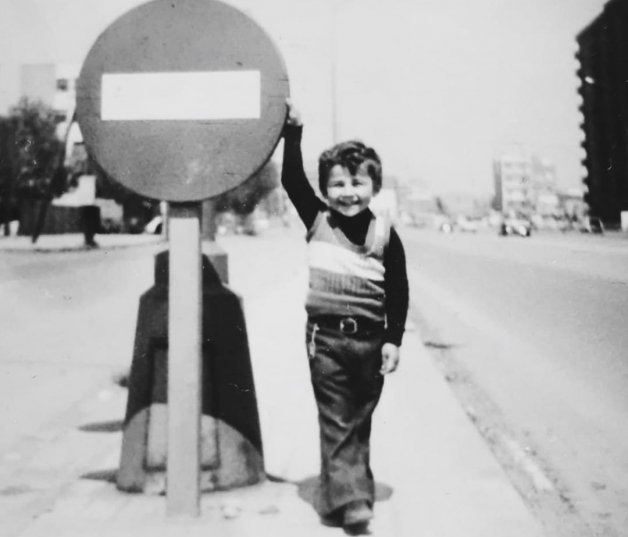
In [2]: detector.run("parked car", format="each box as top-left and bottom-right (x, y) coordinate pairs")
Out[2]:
(144, 215), (163, 234)
(499, 216), (532, 237)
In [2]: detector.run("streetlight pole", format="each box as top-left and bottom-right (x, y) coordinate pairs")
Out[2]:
(330, 0), (340, 144)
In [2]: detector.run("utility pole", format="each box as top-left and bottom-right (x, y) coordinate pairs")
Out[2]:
(330, 0), (340, 144)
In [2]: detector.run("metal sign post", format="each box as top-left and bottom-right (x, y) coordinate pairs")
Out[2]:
(76, 0), (289, 517)
(166, 202), (202, 515)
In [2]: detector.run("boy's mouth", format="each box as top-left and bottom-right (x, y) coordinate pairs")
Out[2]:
(334, 202), (366, 216)
(338, 199), (360, 207)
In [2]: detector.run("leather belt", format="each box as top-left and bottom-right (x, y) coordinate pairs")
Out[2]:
(311, 315), (385, 334)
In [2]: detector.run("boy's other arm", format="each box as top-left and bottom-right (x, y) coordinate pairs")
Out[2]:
(383, 228), (409, 346)
(380, 342), (400, 375)
(281, 124), (325, 229)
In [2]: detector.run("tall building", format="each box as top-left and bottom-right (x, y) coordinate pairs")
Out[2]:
(493, 155), (532, 214)
(19, 62), (83, 149)
(529, 155), (559, 216)
(576, 0), (628, 226)
(19, 62), (79, 123)
(20, 64), (56, 107)
(493, 154), (558, 216)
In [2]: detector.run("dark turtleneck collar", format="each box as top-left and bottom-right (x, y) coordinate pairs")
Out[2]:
(328, 208), (374, 246)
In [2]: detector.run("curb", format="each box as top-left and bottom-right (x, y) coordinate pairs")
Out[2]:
(0, 235), (165, 254)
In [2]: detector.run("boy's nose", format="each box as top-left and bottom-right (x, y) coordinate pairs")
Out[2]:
(340, 185), (355, 196)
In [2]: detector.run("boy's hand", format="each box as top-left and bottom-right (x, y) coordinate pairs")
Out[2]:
(380, 343), (400, 375)
(285, 98), (303, 127)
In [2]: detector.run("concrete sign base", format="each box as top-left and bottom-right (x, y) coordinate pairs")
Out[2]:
(116, 251), (265, 493)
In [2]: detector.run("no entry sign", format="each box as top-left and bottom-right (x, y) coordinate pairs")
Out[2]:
(75, 0), (290, 517)
(76, 0), (289, 202)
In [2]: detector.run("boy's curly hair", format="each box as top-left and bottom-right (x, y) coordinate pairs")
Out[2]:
(318, 140), (382, 196)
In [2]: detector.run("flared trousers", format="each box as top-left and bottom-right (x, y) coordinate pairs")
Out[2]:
(305, 319), (385, 516)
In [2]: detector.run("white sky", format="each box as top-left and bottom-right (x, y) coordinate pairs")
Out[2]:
(0, 0), (608, 195)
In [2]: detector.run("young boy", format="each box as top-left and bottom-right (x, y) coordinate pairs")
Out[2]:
(281, 101), (409, 532)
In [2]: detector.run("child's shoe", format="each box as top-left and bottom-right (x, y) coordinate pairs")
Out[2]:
(342, 500), (373, 532)
(320, 508), (343, 527)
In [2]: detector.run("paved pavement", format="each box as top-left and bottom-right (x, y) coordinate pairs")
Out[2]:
(0, 232), (163, 252)
(0, 228), (545, 537)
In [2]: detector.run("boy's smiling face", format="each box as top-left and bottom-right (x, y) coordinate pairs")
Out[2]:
(325, 164), (374, 217)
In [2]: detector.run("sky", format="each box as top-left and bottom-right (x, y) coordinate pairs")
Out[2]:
(0, 0), (609, 196)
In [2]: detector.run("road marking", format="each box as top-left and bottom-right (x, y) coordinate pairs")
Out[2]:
(500, 435), (555, 492)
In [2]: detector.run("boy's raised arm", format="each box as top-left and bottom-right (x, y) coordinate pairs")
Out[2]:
(282, 101), (325, 229)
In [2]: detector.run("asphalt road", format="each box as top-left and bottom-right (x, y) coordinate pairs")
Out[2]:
(402, 227), (628, 537)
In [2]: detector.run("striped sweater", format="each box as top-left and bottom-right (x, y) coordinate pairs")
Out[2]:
(306, 210), (390, 322)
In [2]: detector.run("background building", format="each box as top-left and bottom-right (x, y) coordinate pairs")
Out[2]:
(493, 154), (561, 217)
(529, 156), (560, 216)
(20, 62), (79, 124)
(576, 0), (628, 226)
(493, 155), (532, 215)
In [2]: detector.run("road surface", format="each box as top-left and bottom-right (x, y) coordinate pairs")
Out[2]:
(403, 227), (628, 537)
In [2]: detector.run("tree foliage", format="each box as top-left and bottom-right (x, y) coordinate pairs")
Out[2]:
(214, 160), (279, 216)
(9, 97), (66, 199)
(0, 117), (17, 190)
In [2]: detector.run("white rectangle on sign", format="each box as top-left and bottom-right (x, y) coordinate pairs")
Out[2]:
(101, 71), (260, 120)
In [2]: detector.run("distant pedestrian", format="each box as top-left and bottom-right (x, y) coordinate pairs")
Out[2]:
(80, 203), (100, 248)
(281, 100), (409, 533)
(67, 141), (100, 248)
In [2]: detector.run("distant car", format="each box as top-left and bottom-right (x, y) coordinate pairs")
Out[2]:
(579, 216), (604, 234)
(99, 217), (122, 234)
(499, 216), (532, 237)
(241, 209), (270, 235)
(457, 216), (479, 233)
(144, 215), (163, 234)
(124, 216), (145, 234)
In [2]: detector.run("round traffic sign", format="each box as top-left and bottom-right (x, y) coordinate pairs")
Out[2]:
(76, 0), (289, 202)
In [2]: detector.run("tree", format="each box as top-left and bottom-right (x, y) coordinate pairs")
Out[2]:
(0, 116), (19, 234)
(213, 160), (279, 216)
(9, 97), (66, 200)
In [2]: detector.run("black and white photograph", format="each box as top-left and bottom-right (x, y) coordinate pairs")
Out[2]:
(0, 1), (626, 536)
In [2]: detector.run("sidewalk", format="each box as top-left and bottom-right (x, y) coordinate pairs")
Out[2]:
(1, 228), (544, 537)
(0, 232), (163, 252)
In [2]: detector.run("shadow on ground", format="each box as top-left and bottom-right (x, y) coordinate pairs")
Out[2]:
(79, 420), (124, 433)
(81, 469), (117, 483)
(267, 474), (393, 509)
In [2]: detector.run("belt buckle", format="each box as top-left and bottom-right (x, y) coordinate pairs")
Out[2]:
(340, 317), (358, 334)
